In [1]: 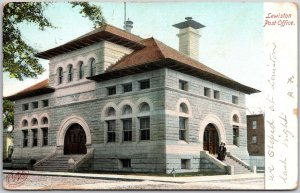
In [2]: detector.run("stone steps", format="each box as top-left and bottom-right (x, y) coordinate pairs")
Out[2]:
(223, 156), (252, 174)
(34, 154), (86, 172)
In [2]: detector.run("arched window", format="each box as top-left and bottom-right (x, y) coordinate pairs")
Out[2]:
(58, 67), (63, 84)
(139, 102), (150, 113)
(233, 114), (239, 123)
(31, 118), (38, 126)
(41, 117), (48, 125)
(78, 61), (84, 80)
(67, 64), (73, 82)
(123, 105), (132, 115)
(180, 103), (188, 114)
(138, 102), (150, 141)
(106, 107), (116, 117)
(89, 58), (96, 76)
(22, 120), (28, 127)
(179, 103), (189, 141)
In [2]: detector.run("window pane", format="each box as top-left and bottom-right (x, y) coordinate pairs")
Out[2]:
(123, 83), (132, 93)
(140, 80), (150, 90)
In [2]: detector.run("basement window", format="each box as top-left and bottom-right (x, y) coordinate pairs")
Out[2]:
(120, 159), (131, 168)
(181, 159), (190, 169)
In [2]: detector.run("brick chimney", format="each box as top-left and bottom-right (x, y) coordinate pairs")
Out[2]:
(173, 17), (205, 61)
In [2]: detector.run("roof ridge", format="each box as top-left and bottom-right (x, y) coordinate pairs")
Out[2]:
(106, 37), (165, 72)
(151, 38), (234, 81)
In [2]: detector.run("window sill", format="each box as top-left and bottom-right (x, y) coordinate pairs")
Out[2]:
(178, 140), (189, 144)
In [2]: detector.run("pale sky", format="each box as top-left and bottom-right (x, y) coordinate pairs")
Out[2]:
(2, 2), (264, 111)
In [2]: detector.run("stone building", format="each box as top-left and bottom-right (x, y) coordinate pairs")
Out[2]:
(247, 114), (265, 171)
(6, 18), (259, 174)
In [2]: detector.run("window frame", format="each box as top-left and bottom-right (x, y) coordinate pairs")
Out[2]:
(58, 67), (63, 84)
(233, 126), (239, 146)
(204, 87), (211, 97)
(251, 135), (257, 144)
(179, 117), (187, 141)
(181, 159), (190, 169)
(139, 79), (150, 90)
(139, 116), (150, 141)
(22, 130), (28, 147)
(120, 159), (131, 168)
(179, 80), (188, 91)
(213, 90), (220, 100)
(67, 64), (73, 82)
(232, 95), (239, 104)
(78, 62), (84, 80)
(252, 120), (257, 129)
(122, 119), (132, 142)
(32, 101), (39, 109)
(42, 128), (48, 146)
(22, 104), (29, 111)
(122, 83), (132, 93)
(31, 129), (38, 147)
(89, 58), (96, 76)
(107, 86), (117, 96)
(42, 99), (49, 107)
(106, 120), (116, 143)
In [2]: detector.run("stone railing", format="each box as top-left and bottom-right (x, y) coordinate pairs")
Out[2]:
(68, 148), (94, 172)
(33, 150), (57, 169)
(200, 151), (232, 174)
(227, 152), (255, 173)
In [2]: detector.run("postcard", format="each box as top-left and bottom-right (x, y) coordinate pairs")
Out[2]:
(2, 1), (298, 190)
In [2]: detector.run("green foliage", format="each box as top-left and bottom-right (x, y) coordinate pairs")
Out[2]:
(70, 2), (106, 28)
(3, 2), (105, 81)
(3, 99), (14, 129)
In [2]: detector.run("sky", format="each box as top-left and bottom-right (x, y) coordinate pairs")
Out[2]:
(2, 2), (264, 112)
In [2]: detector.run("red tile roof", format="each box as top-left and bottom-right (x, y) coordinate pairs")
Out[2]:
(36, 24), (145, 59)
(9, 24), (259, 101)
(91, 38), (259, 94)
(5, 79), (54, 101)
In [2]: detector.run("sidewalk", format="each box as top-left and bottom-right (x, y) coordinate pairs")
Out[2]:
(3, 170), (264, 184)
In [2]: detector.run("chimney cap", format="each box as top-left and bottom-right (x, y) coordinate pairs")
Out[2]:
(173, 17), (205, 29)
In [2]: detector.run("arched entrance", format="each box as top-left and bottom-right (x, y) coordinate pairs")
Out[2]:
(203, 123), (219, 154)
(64, 123), (87, 155)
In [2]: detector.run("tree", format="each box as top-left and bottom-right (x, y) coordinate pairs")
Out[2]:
(3, 2), (105, 81)
(3, 99), (14, 129)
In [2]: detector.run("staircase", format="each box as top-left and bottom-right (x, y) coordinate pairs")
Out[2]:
(34, 154), (86, 172)
(223, 156), (252, 174)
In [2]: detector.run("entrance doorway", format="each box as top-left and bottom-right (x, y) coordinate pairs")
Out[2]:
(203, 123), (219, 154)
(64, 123), (87, 155)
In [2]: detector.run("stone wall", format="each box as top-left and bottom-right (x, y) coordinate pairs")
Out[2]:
(164, 68), (249, 172)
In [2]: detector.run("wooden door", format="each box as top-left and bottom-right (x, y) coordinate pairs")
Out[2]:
(203, 124), (219, 154)
(64, 124), (87, 155)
